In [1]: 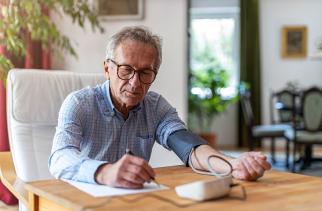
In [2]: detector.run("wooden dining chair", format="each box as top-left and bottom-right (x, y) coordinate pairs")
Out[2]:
(240, 89), (293, 168)
(269, 89), (297, 164)
(285, 86), (322, 172)
(270, 90), (297, 124)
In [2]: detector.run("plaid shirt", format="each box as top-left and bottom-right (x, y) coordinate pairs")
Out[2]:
(49, 81), (186, 184)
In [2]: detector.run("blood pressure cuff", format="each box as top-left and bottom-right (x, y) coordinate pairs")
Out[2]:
(167, 129), (208, 166)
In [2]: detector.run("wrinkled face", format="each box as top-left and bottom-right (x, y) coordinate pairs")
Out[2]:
(104, 39), (157, 114)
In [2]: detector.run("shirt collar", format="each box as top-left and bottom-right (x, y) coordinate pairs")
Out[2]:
(103, 80), (142, 114)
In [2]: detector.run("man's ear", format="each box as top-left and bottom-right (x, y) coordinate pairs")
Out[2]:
(103, 61), (110, 80)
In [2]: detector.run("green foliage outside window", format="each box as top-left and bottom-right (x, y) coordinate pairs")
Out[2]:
(188, 40), (238, 133)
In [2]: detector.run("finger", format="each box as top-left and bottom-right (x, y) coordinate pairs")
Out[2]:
(246, 157), (264, 177)
(242, 158), (259, 180)
(126, 163), (152, 182)
(233, 160), (251, 180)
(254, 156), (272, 170)
(127, 155), (155, 179)
(120, 155), (152, 181)
(117, 178), (144, 189)
(248, 151), (267, 160)
(122, 171), (146, 185)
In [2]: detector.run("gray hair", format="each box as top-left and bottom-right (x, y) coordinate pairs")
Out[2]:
(105, 26), (162, 70)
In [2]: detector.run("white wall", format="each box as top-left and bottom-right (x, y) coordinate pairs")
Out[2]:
(212, 104), (237, 148)
(51, 0), (322, 152)
(52, 0), (187, 166)
(260, 0), (322, 126)
(52, 0), (187, 122)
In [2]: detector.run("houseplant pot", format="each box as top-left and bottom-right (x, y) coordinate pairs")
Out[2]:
(198, 132), (217, 148)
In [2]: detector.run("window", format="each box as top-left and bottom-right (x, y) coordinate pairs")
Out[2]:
(189, 6), (240, 97)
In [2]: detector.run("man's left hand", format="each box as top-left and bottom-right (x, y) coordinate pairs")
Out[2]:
(231, 151), (272, 181)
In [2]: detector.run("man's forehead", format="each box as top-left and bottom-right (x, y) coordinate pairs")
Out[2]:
(114, 40), (157, 68)
(115, 40), (155, 52)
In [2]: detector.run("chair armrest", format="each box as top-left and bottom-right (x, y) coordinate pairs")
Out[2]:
(0, 152), (28, 205)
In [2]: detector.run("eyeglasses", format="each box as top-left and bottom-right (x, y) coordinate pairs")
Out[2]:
(107, 59), (157, 84)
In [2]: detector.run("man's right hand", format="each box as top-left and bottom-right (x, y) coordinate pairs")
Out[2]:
(95, 154), (155, 189)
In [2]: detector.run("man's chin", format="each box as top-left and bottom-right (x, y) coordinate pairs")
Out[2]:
(122, 92), (144, 106)
(123, 98), (141, 107)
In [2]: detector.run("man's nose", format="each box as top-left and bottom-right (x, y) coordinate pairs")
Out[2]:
(129, 71), (141, 87)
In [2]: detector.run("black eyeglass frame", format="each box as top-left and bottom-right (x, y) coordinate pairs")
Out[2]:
(106, 59), (157, 84)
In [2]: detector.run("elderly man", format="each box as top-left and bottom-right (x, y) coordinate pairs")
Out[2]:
(49, 26), (271, 189)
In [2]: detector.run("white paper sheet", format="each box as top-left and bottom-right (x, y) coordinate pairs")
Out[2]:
(64, 180), (168, 197)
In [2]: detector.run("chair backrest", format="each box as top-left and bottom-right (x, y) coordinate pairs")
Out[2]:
(7, 69), (106, 181)
(300, 86), (322, 132)
(270, 89), (296, 124)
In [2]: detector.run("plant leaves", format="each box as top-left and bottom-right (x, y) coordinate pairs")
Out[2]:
(0, 0), (103, 84)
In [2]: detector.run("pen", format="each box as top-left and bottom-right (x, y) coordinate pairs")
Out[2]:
(125, 148), (161, 187)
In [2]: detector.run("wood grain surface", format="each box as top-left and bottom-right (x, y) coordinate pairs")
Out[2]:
(26, 166), (322, 211)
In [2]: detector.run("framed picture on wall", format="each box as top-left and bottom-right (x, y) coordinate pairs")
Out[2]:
(281, 26), (307, 58)
(95, 0), (144, 21)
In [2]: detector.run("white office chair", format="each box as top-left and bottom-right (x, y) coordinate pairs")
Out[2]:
(3, 69), (105, 211)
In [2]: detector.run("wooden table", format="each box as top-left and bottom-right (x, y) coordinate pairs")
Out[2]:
(25, 166), (322, 211)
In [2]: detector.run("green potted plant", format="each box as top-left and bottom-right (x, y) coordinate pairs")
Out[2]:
(0, 0), (104, 84)
(188, 59), (238, 148)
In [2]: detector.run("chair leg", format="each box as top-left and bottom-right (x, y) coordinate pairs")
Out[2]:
(285, 139), (290, 169)
(303, 144), (312, 169)
(292, 142), (297, 172)
(249, 142), (254, 151)
(249, 137), (255, 151)
(270, 138), (276, 164)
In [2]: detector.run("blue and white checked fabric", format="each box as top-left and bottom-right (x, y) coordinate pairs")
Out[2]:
(48, 80), (186, 184)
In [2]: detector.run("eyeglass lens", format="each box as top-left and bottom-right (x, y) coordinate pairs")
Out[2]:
(118, 65), (156, 84)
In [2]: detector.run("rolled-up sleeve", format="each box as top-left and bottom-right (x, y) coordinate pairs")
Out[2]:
(155, 95), (186, 149)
